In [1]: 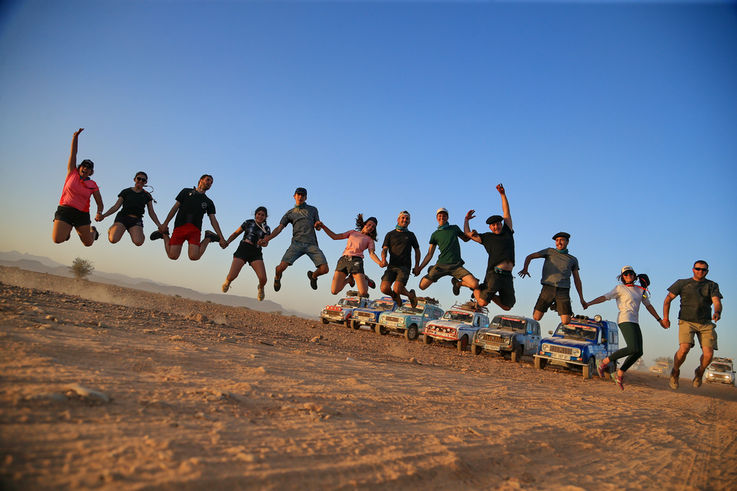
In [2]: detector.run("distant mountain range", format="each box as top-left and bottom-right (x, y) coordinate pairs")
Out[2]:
(0, 250), (299, 316)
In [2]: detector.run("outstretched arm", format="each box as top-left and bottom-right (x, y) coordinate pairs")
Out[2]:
(497, 183), (513, 231)
(517, 252), (544, 278)
(415, 243), (436, 275)
(368, 249), (383, 267)
(464, 210), (482, 244)
(315, 221), (348, 241)
(67, 128), (84, 175)
(644, 303), (666, 328)
(260, 223), (284, 246)
(584, 294), (606, 310)
(225, 226), (244, 247)
(99, 197), (124, 221)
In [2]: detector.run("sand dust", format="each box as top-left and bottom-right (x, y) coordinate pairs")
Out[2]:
(1, 266), (736, 490)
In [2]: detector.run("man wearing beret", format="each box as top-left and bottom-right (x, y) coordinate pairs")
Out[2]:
(464, 183), (516, 310)
(518, 231), (585, 325)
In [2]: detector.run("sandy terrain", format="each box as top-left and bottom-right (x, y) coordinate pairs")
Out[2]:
(1, 266), (736, 490)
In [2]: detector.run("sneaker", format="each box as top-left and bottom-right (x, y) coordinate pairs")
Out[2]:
(693, 368), (704, 388)
(615, 375), (624, 391)
(221, 281), (230, 293)
(669, 369), (680, 390)
(204, 230), (220, 243)
(274, 276), (281, 292)
(408, 289), (417, 308)
(452, 278), (461, 296)
(597, 362), (607, 379)
(91, 226), (99, 241)
(307, 270), (318, 290)
(150, 230), (163, 241)
(367, 277), (376, 289)
(257, 286), (265, 302)
(347, 275), (355, 287)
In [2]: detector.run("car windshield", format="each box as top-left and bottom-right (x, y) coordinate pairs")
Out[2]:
(396, 304), (423, 314)
(492, 316), (526, 331)
(443, 311), (474, 323)
(339, 298), (361, 307)
(369, 300), (395, 311)
(710, 363), (731, 371)
(556, 323), (598, 341)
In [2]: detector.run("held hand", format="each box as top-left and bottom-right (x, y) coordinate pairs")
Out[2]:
(496, 183), (505, 195)
(662, 319), (671, 329)
(219, 239), (228, 249)
(713, 312), (721, 322)
(158, 223), (168, 234)
(380, 260), (387, 268)
(314, 220), (323, 231)
(582, 301), (589, 310)
(518, 269), (530, 278)
(465, 209), (475, 221)
(412, 266), (420, 277)
(94, 213), (103, 222)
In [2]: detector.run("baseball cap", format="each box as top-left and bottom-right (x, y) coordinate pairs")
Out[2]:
(436, 207), (448, 215)
(621, 265), (635, 275)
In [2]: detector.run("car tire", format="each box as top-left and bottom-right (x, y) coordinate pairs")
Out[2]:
(321, 318), (329, 325)
(457, 335), (469, 352)
(471, 344), (481, 356)
(511, 345), (523, 363)
(405, 324), (419, 341)
(351, 320), (361, 330)
(344, 319), (352, 328)
(583, 357), (596, 379)
(534, 356), (547, 370)
(423, 334), (433, 345)
(375, 324), (387, 335)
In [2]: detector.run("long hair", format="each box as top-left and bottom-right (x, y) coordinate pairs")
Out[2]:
(355, 213), (377, 241)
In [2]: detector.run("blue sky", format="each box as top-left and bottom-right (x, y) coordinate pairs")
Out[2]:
(1, 0), (736, 372)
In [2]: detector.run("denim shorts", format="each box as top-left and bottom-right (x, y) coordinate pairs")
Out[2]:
(281, 241), (327, 267)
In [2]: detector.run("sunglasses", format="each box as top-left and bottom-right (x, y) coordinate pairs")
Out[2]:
(135, 176), (147, 182)
(693, 267), (708, 272)
(622, 271), (635, 276)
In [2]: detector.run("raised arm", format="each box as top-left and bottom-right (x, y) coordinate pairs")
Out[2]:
(464, 210), (482, 244)
(67, 128), (84, 174)
(98, 197), (124, 221)
(497, 183), (513, 231)
(517, 251), (544, 278)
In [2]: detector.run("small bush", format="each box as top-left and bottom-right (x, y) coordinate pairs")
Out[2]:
(70, 257), (94, 280)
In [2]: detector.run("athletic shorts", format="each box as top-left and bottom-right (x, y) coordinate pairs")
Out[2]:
(534, 284), (573, 316)
(54, 205), (91, 228)
(478, 269), (516, 308)
(114, 212), (144, 230)
(169, 223), (201, 246)
(678, 320), (718, 349)
(382, 265), (411, 286)
(423, 262), (472, 283)
(281, 241), (327, 267)
(336, 255), (364, 275)
(233, 241), (263, 264)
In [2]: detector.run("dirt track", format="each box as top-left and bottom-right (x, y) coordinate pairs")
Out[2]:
(1, 267), (736, 490)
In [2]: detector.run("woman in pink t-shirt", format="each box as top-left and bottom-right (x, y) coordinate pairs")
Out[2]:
(52, 128), (104, 246)
(317, 214), (383, 297)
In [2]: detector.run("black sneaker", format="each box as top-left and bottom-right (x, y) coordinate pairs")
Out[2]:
(204, 230), (220, 243)
(91, 226), (99, 241)
(274, 276), (281, 292)
(150, 230), (163, 241)
(367, 277), (376, 289)
(452, 278), (461, 296)
(307, 270), (318, 290)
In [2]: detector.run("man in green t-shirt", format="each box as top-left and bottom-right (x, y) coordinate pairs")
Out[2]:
(415, 208), (479, 295)
(662, 260), (723, 390)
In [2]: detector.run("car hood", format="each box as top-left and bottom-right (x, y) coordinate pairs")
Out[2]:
(428, 320), (471, 329)
(479, 328), (521, 337)
(541, 337), (593, 348)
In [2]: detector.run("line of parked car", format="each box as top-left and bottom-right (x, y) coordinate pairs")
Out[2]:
(320, 291), (632, 380)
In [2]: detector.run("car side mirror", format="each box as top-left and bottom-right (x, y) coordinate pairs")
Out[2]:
(548, 330), (553, 335)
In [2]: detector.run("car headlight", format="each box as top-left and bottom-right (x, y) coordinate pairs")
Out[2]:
(541, 343), (550, 352)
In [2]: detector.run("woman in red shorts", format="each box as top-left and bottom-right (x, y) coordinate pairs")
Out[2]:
(52, 128), (103, 246)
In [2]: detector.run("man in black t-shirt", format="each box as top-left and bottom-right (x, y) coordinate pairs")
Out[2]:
(379, 211), (421, 307)
(151, 174), (226, 260)
(464, 183), (516, 310)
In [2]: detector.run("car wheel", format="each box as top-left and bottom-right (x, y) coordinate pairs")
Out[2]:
(511, 345), (523, 363)
(374, 324), (387, 335)
(423, 333), (433, 344)
(405, 324), (419, 341)
(457, 335), (469, 352)
(321, 318), (329, 325)
(351, 320), (361, 330)
(583, 357), (596, 379)
(534, 356), (547, 370)
(471, 344), (481, 356)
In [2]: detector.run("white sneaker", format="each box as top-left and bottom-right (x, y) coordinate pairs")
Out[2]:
(257, 286), (265, 301)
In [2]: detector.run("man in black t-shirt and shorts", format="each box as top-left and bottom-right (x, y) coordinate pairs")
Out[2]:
(464, 183), (516, 310)
(380, 210), (421, 307)
(151, 174), (227, 260)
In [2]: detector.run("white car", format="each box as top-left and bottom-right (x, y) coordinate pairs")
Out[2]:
(423, 302), (489, 352)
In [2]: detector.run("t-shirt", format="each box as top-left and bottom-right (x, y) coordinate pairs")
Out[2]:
(118, 188), (153, 218)
(479, 224), (515, 272)
(240, 219), (271, 246)
(342, 230), (375, 258)
(382, 229), (420, 268)
(173, 188), (216, 230)
(604, 284), (652, 324)
(429, 225), (465, 265)
(280, 204), (320, 245)
(537, 248), (579, 288)
(668, 278), (723, 323)
(59, 171), (99, 212)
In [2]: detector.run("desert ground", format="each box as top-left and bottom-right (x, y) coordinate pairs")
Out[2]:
(1, 266), (736, 490)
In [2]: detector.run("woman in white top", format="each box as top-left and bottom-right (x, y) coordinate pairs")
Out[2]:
(584, 265), (666, 390)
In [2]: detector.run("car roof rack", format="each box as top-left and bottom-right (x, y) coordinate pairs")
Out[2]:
(415, 296), (439, 305)
(450, 301), (488, 314)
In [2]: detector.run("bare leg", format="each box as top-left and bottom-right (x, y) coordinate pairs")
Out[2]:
(251, 260), (267, 289)
(354, 274), (368, 297)
(461, 274), (479, 291)
(672, 343), (691, 373)
(189, 236), (213, 260)
(52, 220), (73, 244)
(419, 277), (433, 290)
(313, 263), (329, 278)
(76, 224), (96, 247)
(108, 222), (127, 244)
(331, 271), (348, 295)
(533, 309), (545, 321)
(560, 314), (571, 325)
(699, 347), (714, 373)
(226, 258), (247, 283)
(128, 226), (145, 246)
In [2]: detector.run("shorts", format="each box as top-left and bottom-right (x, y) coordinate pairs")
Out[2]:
(54, 205), (91, 228)
(382, 265), (411, 286)
(678, 320), (718, 349)
(169, 223), (201, 246)
(336, 255), (364, 275)
(478, 269), (516, 308)
(233, 241), (263, 264)
(534, 284), (573, 316)
(423, 262), (472, 283)
(114, 212), (144, 230)
(281, 241), (327, 267)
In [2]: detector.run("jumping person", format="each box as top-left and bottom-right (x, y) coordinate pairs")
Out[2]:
(221, 206), (271, 301)
(52, 128), (103, 246)
(259, 187), (328, 292)
(464, 183), (515, 310)
(150, 174), (226, 260)
(518, 232), (585, 325)
(97, 171), (162, 246)
(317, 214), (383, 298)
(415, 208), (479, 295)
(662, 260), (723, 390)
(380, 211), (420, 307)
(584, 266), (666, 390)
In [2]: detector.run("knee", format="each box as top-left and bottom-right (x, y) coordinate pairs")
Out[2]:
(133, 239), (144, 246)
(316, 264), (329, 275)
(499, 304), (512, 311)
(380, 285), (391, 295)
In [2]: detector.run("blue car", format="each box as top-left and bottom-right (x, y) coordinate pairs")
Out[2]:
(533, 315), (619, 379)
(350, 296), (397, 330)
